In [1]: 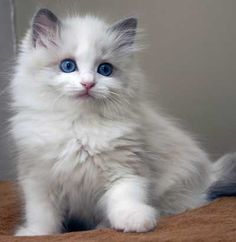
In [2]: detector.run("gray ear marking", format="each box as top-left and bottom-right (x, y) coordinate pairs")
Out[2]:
(111, 17), (137, 33)
(109, 17), (138, 48)
(32, 8), (60, 48)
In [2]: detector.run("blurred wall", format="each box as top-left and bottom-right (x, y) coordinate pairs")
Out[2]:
(1, 0), (236, 179)
(0, 0), (15, 180)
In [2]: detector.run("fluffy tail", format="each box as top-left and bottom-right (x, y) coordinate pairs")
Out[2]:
(207, 153), (236, 200)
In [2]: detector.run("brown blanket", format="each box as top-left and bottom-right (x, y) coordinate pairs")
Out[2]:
(0, 181), (235, 242)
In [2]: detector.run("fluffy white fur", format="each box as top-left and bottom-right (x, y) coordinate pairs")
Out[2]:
(11, 9), (213, 236)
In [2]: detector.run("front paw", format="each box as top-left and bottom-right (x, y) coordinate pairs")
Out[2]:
(108, 203), (158, 232)
(15, 227), (34, 236)
(15, 226), (50, 236)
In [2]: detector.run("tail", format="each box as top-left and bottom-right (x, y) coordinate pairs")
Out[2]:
(207, 153), (236, 200)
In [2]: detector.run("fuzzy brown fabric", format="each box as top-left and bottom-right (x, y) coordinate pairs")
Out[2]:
(0, 181), (235, 242)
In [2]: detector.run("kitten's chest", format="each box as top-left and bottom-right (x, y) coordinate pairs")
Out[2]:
(50, 119), (134, 173)
(52, 120), (135, 214)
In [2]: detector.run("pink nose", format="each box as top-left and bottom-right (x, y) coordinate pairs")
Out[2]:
(81, 81), (95, 90)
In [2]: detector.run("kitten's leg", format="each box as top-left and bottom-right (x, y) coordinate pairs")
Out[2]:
(101, 176), (158, 232)
(15, 179), (61, 236)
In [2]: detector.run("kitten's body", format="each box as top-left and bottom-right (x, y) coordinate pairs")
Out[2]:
(12, 10), (215, 235)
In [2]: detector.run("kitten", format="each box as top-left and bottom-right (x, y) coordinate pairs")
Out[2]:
(10, 9), (234, 236)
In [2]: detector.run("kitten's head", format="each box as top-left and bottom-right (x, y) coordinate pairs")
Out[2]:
(14, 9), (143, 117)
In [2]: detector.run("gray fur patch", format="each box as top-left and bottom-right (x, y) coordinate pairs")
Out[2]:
(208, 153), (236, 200)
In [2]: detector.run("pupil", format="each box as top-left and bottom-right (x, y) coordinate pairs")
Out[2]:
(104, 65), (109, 73)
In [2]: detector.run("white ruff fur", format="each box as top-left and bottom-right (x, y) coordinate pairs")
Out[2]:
(11, 10), (213, 236)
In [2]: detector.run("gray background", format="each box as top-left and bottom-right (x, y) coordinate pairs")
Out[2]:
(0, 0), (236, 180)
(0, 0), (15, 180)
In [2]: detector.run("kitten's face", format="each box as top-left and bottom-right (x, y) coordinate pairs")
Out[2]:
(19, 9), (140, 113)
(47, 16), (130, 101)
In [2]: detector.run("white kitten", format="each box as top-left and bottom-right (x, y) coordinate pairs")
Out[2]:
(10, 9), (231, 236)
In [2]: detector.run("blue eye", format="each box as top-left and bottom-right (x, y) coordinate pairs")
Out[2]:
(60, 59), (77, 73)
(97, 63), (113, 77)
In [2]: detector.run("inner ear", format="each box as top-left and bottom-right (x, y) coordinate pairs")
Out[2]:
(32, 8), (60, 48)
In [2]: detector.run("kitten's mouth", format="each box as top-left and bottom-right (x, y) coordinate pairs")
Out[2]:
(75, 91), (93, 99)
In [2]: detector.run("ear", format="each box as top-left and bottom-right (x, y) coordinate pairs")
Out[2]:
(108, 17), (138, 51)
(32, 8), (60, 48)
